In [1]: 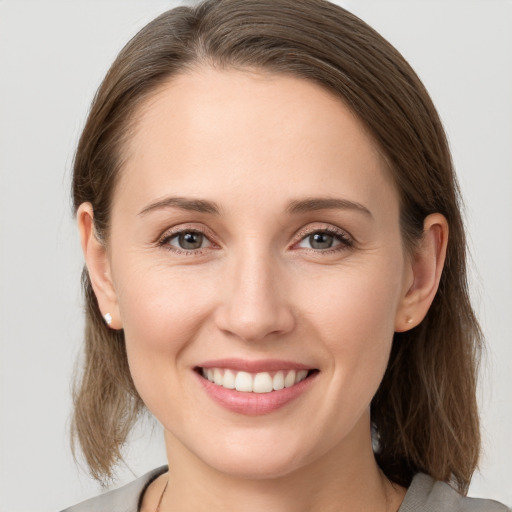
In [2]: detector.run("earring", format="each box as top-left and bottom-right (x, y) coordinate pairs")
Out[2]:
(103, 312), (113, 325)
(406, 317), (413, 325)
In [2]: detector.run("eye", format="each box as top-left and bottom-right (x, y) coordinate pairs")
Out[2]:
(163, 230), (212, 252)
(296, 228), (352, 252)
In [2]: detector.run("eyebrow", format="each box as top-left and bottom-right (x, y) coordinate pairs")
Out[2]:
(138, 197), (221, 216)
(286, 197), (372, 217)
(138, 195), (372, 218)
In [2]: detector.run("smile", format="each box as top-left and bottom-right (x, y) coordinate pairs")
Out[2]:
(199, 367), (312, 393)
(194, 360), (319, 415)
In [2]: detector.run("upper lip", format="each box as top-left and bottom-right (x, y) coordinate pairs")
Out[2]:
(196, 358), (316, 373)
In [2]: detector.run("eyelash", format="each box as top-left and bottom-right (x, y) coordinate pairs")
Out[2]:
(293, 226), (353, 254)
(156, 225), (353, 256)
(157, 226), (214, 256)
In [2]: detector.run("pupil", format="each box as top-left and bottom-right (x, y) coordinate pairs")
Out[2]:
(310, 232), (333, 249)
(179, 232), (203, 250)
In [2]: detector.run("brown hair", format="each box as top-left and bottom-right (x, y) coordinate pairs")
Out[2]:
(71, 0), (482, 492)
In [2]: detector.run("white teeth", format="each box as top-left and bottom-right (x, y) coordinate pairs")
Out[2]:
(273, 371), (285, 390)
(213, 368), (223, 385)
(253, 372), (273, 393)
(235, 371), (253, 392)
(223, 369), (236, 389)
(201, 367), (311, 393)
(284, 369), (296, 388)
(296, 370), (308, 382)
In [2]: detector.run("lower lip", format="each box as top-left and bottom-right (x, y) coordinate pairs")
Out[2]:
(195, 370), (318, 415)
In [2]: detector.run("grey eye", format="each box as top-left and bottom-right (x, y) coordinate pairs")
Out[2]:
(169, 231), (210, 250)
(297, 231), (344, 250)
(309, 233), (334, 249)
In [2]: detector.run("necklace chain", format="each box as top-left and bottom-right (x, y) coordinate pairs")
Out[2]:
(153, 475), (400, 511)
(155, 479), (169, 512)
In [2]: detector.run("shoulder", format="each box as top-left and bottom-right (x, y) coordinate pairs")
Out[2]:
(59, 466), (168, 512)
(400, 473), (510, 512)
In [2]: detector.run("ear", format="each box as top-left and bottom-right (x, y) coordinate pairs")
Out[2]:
(77, 203), (122, 330)
(395, 213), (449, 332)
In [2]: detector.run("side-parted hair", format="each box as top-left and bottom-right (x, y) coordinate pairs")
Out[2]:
(71, 0), (482, 492)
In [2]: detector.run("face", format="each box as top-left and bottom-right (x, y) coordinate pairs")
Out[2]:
(103, 68), (413, 478)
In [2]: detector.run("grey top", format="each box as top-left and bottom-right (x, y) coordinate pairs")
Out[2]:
(60, 466), (510, 512)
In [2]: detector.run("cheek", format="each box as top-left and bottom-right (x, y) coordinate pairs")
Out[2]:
(113, 264), (215, 407)
(301, 257), (404, 396)
(304, 255), (402, 334)
(116, 261), (212, 341)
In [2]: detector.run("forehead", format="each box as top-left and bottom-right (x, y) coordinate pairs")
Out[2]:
(115, 66), (397, 215)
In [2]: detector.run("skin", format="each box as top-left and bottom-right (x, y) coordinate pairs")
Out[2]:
(78, 68), (448, 512)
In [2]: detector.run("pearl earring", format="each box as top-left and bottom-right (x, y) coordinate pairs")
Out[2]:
(103, 312), (112, 325)
(406, 317), (413, 325)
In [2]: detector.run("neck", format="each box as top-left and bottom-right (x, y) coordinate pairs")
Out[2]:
(157, 414), (406, 512)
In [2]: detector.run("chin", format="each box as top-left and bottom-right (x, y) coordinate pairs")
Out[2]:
(192, 431), (316, 480)
(209, 455), (306, 481)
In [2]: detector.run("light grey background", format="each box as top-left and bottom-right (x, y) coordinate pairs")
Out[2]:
(0, 1), (511, 511)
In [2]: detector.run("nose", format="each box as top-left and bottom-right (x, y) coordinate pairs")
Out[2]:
(214, 247), (295, 343)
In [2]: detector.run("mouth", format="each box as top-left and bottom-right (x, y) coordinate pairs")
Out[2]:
(194, 366), (319, 393)
(194, 360), (320, 415)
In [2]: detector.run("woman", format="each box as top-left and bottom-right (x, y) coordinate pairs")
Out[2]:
(62, 0), (509, 510)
